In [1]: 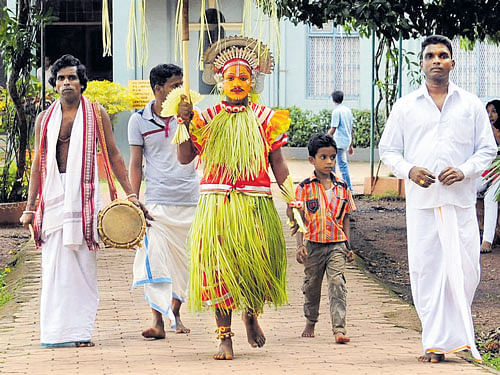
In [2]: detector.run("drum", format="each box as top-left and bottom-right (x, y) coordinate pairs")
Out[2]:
(97, 199), (146, 249)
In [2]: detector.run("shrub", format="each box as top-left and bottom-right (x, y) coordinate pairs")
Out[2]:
(283, 106), (385, 148)
(84, 80), (136, 118)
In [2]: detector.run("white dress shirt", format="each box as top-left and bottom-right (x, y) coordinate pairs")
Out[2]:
(379, 81), (497, 209)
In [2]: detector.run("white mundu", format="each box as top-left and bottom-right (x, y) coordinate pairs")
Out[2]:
(379, 82), (497, 361)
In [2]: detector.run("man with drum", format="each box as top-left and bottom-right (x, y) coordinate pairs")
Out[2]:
(19, 54), (148, 347)
(128, 64), (199, 338)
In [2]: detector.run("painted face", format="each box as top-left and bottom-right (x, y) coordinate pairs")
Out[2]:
(420, 43), (455, 82)
(309, 146), (336, 177)
(487, 104), (498, 126)
(55, 66), (82, 100)
(222, 64), (252, 102)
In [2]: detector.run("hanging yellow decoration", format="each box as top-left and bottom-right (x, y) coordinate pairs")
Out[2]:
(101, 0), (112, 57)
(126, 0), (149, 68)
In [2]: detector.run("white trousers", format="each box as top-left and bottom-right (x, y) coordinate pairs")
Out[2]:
(406, 205), (481, 361)
(40, 229), (98, 345)
(476, 177), (499, 243)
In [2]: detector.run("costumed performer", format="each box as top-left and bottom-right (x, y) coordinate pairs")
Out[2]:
(175, 36), (295, 360)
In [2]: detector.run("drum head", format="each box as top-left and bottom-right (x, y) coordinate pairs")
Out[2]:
(99, 202), (145, 247)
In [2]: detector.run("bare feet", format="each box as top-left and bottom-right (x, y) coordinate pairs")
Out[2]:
(213, 337), (234, 360)
(141, 326), (165, 339)
(418, 352), (445, 363)
(481, 241), (492, 254)
(301, 321), (315, 337)
(335, 332), (350, 344)
(175, 316), (190, 334)
(74, 341), (95, 347)
(242, 312), (266, 348)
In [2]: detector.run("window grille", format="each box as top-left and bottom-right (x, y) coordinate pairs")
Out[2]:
(46, 0), (109, 23)
(307, 24), (360, 99)
(450, 39), (500, 100)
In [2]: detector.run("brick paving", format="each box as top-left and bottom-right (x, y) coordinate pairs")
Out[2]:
(0, 162), (491, 374)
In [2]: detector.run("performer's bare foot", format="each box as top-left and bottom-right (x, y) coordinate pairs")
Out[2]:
(301, 321), (315, 337)
(335, 332), (350, 344)
(172, 298), (190, 333)
(175, 316), (190, 334)
(418, 352), (445, 363)
(142, 309), (165, 339)
(242, 311), (266, 348)
(213, 337), (234, 360)
(141, 326), (165, 339)
(74, 341), (95, 347)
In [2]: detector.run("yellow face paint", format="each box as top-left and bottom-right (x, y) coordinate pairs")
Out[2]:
(222, 64), (252, 102)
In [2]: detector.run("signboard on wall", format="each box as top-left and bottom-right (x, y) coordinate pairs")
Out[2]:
(129, 80), (154, 109)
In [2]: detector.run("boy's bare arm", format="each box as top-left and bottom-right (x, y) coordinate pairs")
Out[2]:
(343, 213), (354, 262)
(296, 231), (308, 264)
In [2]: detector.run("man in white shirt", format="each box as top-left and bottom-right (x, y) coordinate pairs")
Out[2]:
(128, 64), (199, 339)
(379, 35), (497, 363)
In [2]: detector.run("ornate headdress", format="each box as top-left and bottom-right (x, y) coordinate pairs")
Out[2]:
(202, 36), (274, 94)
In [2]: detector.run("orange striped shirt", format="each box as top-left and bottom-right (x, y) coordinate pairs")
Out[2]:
(295, 173), (356, 243)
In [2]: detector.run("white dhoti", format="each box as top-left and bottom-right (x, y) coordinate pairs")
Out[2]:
(40, 229), (98, 345)
(132, 204), (194, 327)
(407, 204), (481, 361)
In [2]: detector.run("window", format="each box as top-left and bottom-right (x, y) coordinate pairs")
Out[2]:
(307, 23), (360, 99)
(43, 0), (113, 81)
(450, 39), (500, 100)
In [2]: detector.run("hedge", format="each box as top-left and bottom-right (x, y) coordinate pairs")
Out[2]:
(283, 106), (385, 148)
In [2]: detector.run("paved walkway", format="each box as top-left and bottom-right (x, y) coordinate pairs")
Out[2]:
(0, 161), (490, 374)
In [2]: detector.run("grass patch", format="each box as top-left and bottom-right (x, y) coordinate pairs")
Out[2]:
(364, 191), (405, 201)
(482, 352), (500, 371)
(0, 267), (13, 307)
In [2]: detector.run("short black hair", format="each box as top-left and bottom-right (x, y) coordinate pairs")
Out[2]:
(487, 100), (500, 130)
(308, 133), (337, 157)
(48, 54), (88, 93)
(149, 64), (183, 91)
(331, 90), (344, 104)
(421, 35), (453, 59)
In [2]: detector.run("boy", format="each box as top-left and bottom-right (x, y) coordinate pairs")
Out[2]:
(295, 133), (356, 343)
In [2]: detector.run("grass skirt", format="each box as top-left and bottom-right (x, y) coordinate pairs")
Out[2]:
(189, 192), (287, 313)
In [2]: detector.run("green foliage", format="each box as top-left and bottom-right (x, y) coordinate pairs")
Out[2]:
(284, 106), (384, 148)
(0, 267), (12, 307)
(272, 1), (500, 43)
(482, 352), (500, 371)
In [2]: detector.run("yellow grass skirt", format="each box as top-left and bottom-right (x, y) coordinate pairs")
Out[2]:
(188, 191), (287, 313)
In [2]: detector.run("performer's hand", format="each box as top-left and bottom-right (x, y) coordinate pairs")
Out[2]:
(19, 212), (34, 227)
(128, 196), (154, 223)
(296, 245), (308, 264)
(438, 167), (464, 186)
(286, 205), (298, 235)
(409, 166), (436, 188)
(346, 250), (354, 263)
(178, 95), (193, 125)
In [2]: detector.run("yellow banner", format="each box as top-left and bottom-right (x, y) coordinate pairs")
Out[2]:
(128, 80), (154, 109)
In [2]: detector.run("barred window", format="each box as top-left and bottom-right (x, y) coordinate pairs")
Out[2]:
(46, 0), (109, 23)
(451, 39), (500, 100)
(307, 24), (360, 99)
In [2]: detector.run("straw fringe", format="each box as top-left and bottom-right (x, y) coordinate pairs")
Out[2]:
(188, 192), (287, 313)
